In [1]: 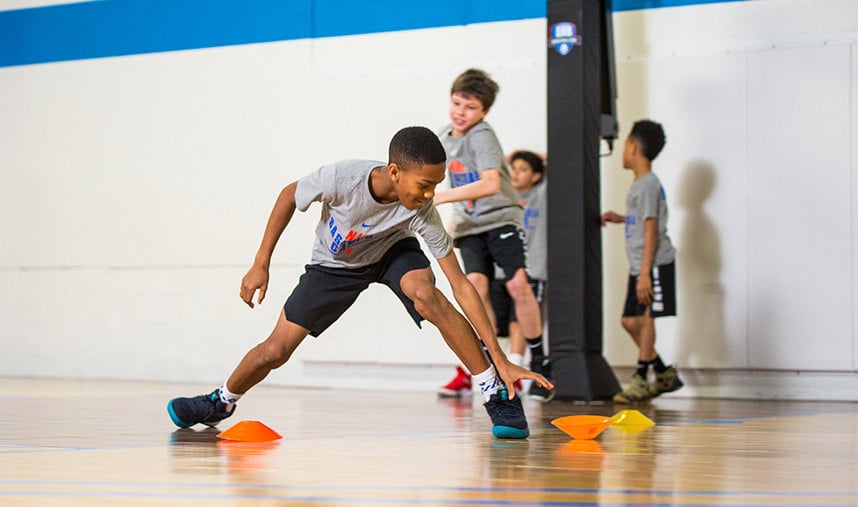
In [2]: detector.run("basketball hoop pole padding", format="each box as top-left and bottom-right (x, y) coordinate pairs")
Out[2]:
(546, 0), (620, 401)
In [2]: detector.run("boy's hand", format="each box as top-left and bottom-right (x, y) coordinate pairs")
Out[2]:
(636, 273), (653, 305)
(494, 359), (554, 400)
(600, 210), (624, 226)
(240, 265), (270, 308)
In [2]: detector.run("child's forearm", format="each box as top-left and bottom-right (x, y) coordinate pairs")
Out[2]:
(456, 285), (506, 361)
(639, 218), (658, 275)
(434, 170), (500, 205)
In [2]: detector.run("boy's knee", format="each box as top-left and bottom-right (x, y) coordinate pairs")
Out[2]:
(504, 274), (529, 299)
(258, 340), (293, 369)
(411, 285), (445, 320)
(621, 317), (636, 332)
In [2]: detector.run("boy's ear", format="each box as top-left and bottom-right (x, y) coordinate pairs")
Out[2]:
(388, 162), (401, 181)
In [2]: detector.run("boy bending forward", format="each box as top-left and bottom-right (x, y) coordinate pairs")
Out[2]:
(167, 126), (552, 439)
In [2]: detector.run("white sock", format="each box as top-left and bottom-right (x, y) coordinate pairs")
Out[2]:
(508, 353), (525, 368)
(218, 383), (242, 409)
(472, 365), (503, 402)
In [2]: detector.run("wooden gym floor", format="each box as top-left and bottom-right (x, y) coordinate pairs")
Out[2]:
(1, 377), (857, 506)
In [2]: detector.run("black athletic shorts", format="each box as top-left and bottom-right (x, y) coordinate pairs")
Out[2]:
(489, 276), (545, 337)
(622, 262), (676, 318)
(283, 237), (431, 336)
(455, 224), (527, 282)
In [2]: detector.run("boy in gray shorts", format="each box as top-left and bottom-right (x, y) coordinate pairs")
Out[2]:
(167, 126), (552, 439)
(601, 119), (683, 403)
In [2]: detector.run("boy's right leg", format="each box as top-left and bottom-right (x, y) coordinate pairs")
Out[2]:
(400, 267), (529, 438)
(167, 310), (309, 428)
(466, 271), (496, 334)
(437, 271), (496, 397)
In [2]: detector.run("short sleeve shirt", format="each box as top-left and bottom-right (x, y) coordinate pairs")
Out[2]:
(437, 121), (523, 238)
(624, 172), (676, 275)
(520, 182), (548, 281)
(295, 159), (453, 268)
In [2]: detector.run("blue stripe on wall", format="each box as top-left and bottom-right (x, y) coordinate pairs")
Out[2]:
(0, 0), (747, 68)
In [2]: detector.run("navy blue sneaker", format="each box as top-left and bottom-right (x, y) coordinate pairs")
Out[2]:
(167, 390), (235, 428)
(484, 389), (530, 439)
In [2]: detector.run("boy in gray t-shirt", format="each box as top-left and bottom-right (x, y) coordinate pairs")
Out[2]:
(434, 70), (550, 399)
(601, 119), (684, 403)
(167, 127), (552, 439)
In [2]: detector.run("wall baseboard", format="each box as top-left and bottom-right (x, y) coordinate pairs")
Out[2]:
(293, 361), (858, 402)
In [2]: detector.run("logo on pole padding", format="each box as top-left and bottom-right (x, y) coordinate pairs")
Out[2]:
(549, 22), (582, 56)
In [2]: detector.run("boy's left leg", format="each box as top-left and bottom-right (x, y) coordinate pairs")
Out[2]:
(170, 262), (367, 428)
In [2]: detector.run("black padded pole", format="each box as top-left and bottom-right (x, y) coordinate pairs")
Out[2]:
(546, 0), (620, 401)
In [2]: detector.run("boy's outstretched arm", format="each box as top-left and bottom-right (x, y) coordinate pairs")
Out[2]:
(433, 169), (501, 205)
(240, 181), (299, 308)
(435, 252), (554, 397)
(600, 210), (625, 226)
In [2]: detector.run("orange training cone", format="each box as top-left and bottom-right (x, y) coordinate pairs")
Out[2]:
(551, 415), (614, 440)
(217, 420), (282, 442)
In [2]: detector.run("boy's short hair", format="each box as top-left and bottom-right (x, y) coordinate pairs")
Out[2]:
(451, 68), (499, 110)
(389, 126), (447, 168)
(509, 150), (545, 181)
(629, 119), (666, 161)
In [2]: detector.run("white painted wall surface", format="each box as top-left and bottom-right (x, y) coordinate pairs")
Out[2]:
(1, 0), (857, 398)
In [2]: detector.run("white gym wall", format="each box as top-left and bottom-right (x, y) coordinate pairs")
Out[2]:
(1, 0), (856, 398)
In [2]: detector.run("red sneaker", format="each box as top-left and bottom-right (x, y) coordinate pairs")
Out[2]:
(437, 366), (472, 397)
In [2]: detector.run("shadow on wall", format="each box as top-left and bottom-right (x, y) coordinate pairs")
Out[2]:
(675, 160), (727, 367)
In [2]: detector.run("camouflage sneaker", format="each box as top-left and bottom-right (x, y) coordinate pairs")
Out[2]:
(652, 365), (684, 397)
(612, 374), (652, 403)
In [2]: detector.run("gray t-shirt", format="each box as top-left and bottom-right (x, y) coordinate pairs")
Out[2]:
(624, 172), (676, 275)
(520, 182), (547, 281)
(438, 121), (523, 238)
(295, 159), (453, 269)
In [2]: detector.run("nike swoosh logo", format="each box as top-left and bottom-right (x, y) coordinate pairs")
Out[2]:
(361, 223), (373, 228)
(499, 232), (514, 239)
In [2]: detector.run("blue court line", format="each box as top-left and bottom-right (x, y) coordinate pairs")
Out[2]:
(1, 0), (750, 68)
(0, 491), (851, 507)
(2, 480), (856, 500)
(1, 411), (850, 454)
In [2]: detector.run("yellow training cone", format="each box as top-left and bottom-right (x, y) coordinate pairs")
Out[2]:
(611, 409), (655, 427)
